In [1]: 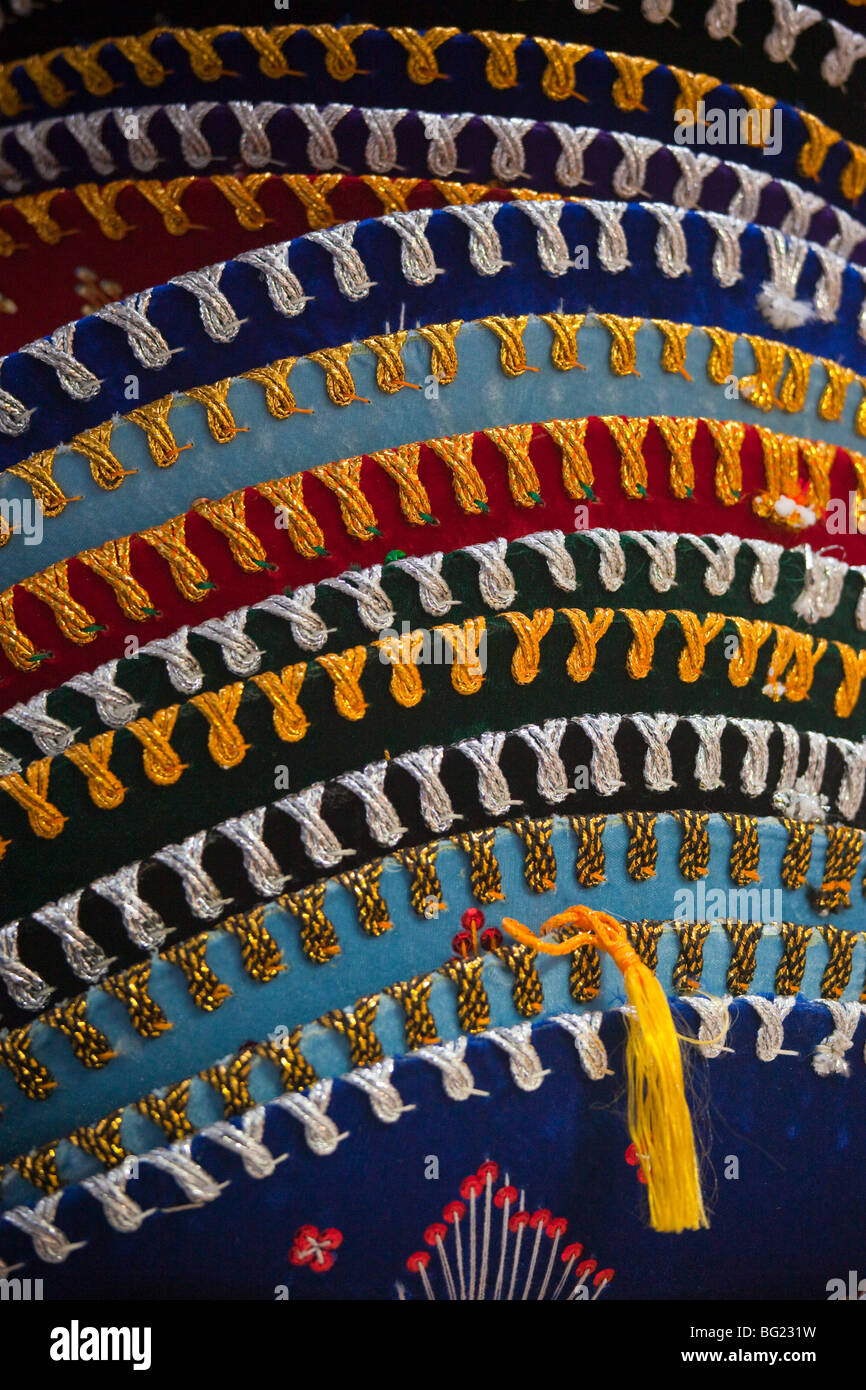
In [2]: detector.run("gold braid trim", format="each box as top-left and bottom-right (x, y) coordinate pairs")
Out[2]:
(506, 816), (557, 892)
(0, 1027), (57, 1099)
(223, 905), (285, 983)
(192, 492), (268, 572)
(780, 818), (815, 890)
(184, 380), (243, 444)
(819, 925), (857, 1000)
(319, 995), (384, 1066)
(200, 1050), (255, 1119)
(724, 920), (763, 995)
(79, 537), (154, 621)
(386, 975), (441, 1048)
(7, 311), (866, 545)
(103, 963), (172, 1039)
(809, 825), (864, 915)
(4, 602), (866, 848)
(674, 811), (710, 881)
(455, 828), (505, 903)
(163, 934), (233, 1010)
(338, 863), (392, 935)
(624, 811), (659, 881)
(672, 922), (711, 993)
(389, 27), (459, 83)
(136, 1082), (193, 1141)
(0, 30), (855, 209)
(571, 814), (606, 887)
(776, 923), (813, 995)
(395, 843), (444, 916)
(567, 933), (602, 1001)
(45, 997), (114, 1067)
(440, 955), (491, 1032)
(493, 942), (544, 1016)
(68, 1112), (128, 1168)
(12, 1147), (60, 1194)
(724, 813), (761, 887)
(280, 883), (341, 963)
(257, 1029), (317, 1093)
(6, 904), (861, 1188)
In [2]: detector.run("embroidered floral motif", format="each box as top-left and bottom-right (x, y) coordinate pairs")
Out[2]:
(289, 1225), (343, 1273)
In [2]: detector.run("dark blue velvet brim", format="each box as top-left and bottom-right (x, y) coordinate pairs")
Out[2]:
(3, 200), (864, 469)
(1, 1000), (862, 1300)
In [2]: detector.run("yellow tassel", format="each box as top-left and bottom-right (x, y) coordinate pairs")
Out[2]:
(500, 906), (708, 1234)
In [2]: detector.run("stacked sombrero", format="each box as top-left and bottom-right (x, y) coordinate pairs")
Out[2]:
(0, 1), (864, 1304)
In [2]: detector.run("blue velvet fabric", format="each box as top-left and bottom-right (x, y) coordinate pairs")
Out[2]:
(2, 201), (864, 469)
(4, 104), (860, 270)
(2, 813), (862, 1207)
(0, 1001), (861, 1299)
(4, 314), (864, 591)
(4, 32), (861, 224)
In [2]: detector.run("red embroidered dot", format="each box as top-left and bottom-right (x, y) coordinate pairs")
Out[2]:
(594, 1268), (615, 1285)
(547, 1217), (569, 1238)
(451, 929), (474, 958)
(477, 1160), (499, 1183)
(480, 926), (503, 950)
(530, 1208), (551, 1231)
(494, 1184), (518, 1208)
(562, 1242), (583, 1262)
(460, 1175), (484, 1200)
(577, 1258), (598, 1277)
(461, 908), (485, 932)
(508, 1210), (531, 1232)
(424, 1222), (447, 1246)
(407, 1252), (431, 1272)
(624, 1142), (640, 1166)
(443, 1200), (466, 1224)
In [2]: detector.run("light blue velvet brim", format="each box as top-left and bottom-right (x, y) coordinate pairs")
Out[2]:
(2, 810), (862, 1201)
(1, 314), (862, 590)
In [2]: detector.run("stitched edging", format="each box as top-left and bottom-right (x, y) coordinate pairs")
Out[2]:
(0, 985), (862, 1246)
(1, 110), (864, 262)
(0, 26), (862, 205)
(576, 0), (866, 108)
(2, 526), (864, 770)
(4, 402), (866, 677)
(1, 797), (863, 1018)
(0, 603), (864, 881)
(1, 199), (865, 446)
(0, 170), (521, 252)
(5, 311), (866, 536)
(0, 999), (860, 1271)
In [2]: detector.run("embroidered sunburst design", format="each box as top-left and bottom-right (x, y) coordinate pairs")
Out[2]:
(74, 266), (123, 314)
(397, 1162), (613, 1301)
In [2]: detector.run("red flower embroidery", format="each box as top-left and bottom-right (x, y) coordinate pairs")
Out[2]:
(289, 1225), (343, 1274)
